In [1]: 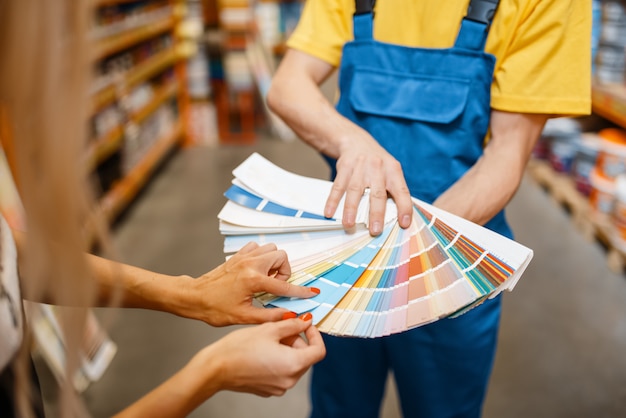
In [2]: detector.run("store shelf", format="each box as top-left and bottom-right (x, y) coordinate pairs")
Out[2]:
(95, 17), (176, 60)
(100, 121), (183, 221)
(87, 126), (125, 170)
(134, 80), (180, 122)
(87, 80), (180, 169)
(526, 158), (626, 273)
(92, 47), (181, 113)
(592, 82), (626, 130)
(95, 0), (146, 6)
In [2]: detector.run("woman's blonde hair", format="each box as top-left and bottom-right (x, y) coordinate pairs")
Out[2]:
(0, 0), (111, 415)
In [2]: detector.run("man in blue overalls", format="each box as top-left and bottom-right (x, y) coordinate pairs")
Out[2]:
(267, 0), (591, 416)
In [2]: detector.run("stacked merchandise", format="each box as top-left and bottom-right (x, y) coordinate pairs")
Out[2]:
(589, 128), (626, 250)
(94, 0), (172, 40)
(536, 118), (602, 198)
(93, 33), (175, 92)
(91, 67), (180, 200)
(214, 0), (257, 142)
(217, 0), (254, 91)
(592, 0), (602, 74)
(535, 119), (626, 253)
(89, 0), (190, 221)
(121, 98), (179, 174)
(253, 0), (303, 53)
(595, 0), (626, 84)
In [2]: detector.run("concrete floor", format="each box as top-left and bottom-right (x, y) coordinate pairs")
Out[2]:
(43, 137), (626, 417)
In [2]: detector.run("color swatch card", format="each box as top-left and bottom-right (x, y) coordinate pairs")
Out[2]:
(218, 153), (533, 338)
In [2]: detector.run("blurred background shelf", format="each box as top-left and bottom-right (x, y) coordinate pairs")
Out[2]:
(89, 0), (206, 224)
(100, 121), (183, 221)
(95, 16), (176, 60)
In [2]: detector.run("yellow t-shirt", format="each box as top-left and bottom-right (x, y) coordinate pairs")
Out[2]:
(287, 0), (591, 116)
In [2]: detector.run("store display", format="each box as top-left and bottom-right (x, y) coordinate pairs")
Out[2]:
(612, 174), (626, 249)
(541, 117), (583, 173)
(95, 0), (172, 38)
(590, 166), (616, 215)
(217, 153), (533, 338)
(89, 0), (193, 221)
(571, 133), (601, 196)
(596, 128), (626, 179)
(595, 0), (626, 84)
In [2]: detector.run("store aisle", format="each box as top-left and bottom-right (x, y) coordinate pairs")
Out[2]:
(76, 137), (626, 417)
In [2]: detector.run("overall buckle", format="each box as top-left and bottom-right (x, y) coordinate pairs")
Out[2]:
(466, 0), (499, 25)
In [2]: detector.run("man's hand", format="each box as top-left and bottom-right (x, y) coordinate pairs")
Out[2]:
(327, 136), (413, 235)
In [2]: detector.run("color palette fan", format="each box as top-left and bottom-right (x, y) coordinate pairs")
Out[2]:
(218, 153), (533, 338)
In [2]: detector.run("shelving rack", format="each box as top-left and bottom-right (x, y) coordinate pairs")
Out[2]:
(592, 81), (626, 129)
(211, 0), (302, 143)
(214, 0), (258, 143)
(91, 0), (194, 223)
(527, 81), (626, 273)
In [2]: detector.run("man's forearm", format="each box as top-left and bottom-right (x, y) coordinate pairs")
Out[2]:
(434, 110), (548, 225)
(268, 49), (360, 159)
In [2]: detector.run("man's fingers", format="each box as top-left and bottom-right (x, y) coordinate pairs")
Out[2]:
(325, 173), (349, 219)
(395, 196), (414, 229)
(386, 163), (413, 229)
(366, 160), (387, 236)
(342, 161), (366, 228)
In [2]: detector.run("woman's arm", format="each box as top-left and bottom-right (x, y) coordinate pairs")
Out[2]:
(113, 318), (326, 417)
(13, 226), (317, 325)
(88, 241), (319, 326)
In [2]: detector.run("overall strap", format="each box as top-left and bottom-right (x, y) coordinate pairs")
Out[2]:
(353, 0), (375, 40)
(455, 0), (500, 51)
(352, 0), (500, 49)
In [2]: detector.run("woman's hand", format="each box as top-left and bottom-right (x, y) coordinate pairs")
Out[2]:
(179, 242), (319, 326)
(196, 318), (326, 397)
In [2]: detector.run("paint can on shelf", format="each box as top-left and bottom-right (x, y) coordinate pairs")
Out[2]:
(612, 174), (626, 248)
(589, 167), (616, 215)
(548, 135), (579, 174)
(595, 44), (626, 84)
(596, 128), (626, 180)
(571, 133), (601, 196)
(542, 117), (581, 173)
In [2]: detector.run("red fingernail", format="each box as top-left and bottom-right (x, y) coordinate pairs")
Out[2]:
(299, 312), (313, 321)
(310, 287), (321, 294)
(282, 311), (297, 320)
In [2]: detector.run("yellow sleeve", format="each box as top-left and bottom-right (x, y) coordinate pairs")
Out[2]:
(286, 0), (353, 67)
(491, 0), (592, 116)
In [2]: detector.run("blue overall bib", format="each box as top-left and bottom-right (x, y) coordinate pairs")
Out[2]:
(310, 1), (509, 417)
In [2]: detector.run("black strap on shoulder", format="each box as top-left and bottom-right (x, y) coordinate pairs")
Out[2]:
(355, 0), (375, 15)
(465, 0), (500, 25)
(353, 0), (500, 25)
